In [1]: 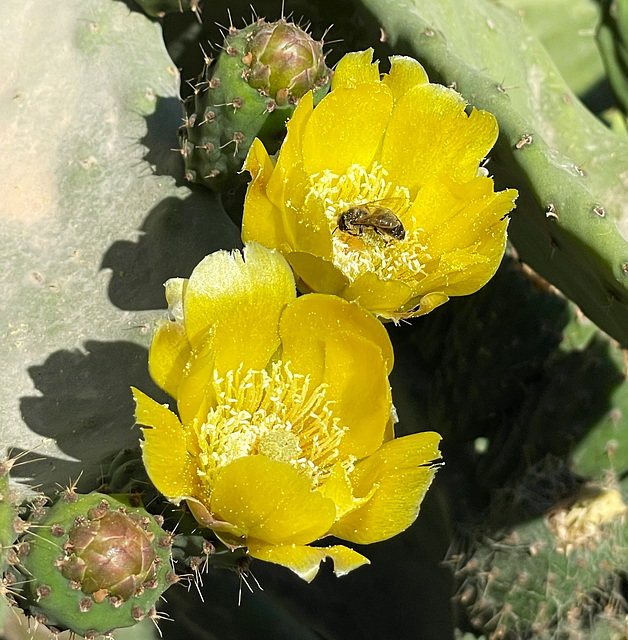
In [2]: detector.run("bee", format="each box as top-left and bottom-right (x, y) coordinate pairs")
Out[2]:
(337, 201), (406, 241)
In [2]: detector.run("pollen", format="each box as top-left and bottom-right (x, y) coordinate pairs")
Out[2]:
(191, 362), (346, 489)
(306, 162), (430, 284)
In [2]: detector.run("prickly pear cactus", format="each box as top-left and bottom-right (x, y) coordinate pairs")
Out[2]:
(385, 244), (628, 637)
(7, 0), (628, 638)
(0, 460), (18, 579)
(1, 0), (239, 495)
(179, 18), (331, 189)
(17, 493), (174, 637)
(453, 484), (628, 640)
(500, 0), (605, 97)
(359, 0), (628, 348)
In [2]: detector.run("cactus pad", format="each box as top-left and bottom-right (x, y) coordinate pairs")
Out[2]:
(18, 493), (174, 637)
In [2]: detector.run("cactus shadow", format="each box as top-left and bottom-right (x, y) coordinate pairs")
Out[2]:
(141, 96), (186, 180)
(16, 340), (169, 494)
(101, 189), (241, 311)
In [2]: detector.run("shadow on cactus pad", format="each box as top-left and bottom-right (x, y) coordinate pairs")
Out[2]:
(140, 96), (186, 179)
(102, 189), (240, 311)
(17, 341), (169, 493)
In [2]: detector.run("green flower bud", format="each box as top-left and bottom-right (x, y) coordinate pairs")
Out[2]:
(18, 493), (174, 637)
(245, 20), (329, 105)
(60, 509), (156, 601)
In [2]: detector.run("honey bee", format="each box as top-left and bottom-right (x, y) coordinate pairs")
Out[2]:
(337, 201), (406, 241)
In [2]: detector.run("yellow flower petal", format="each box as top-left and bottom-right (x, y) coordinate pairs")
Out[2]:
(241, 50), (516, 318)
(242, 139), (292, 252)
(302, 83), (393, 177)
(210, 455), (336, 546)
(322, 332), (391, 459)
(330, 432), (442, 544)
(184, 243), (295, 374)
(343, 272), (413, 318)
(248, 541), (370, 582)
(331, 48), (380, 90)
(164, 277), (186, 320)
(381, 84), (498, 192)
(411, 176), (512, 252)
(264, 93), (314, 245)
(133, 387), (198, 501)
(407, 176), (516, 299)
(148, 319), (191, 400)
(319, 461), (373, 520)
(175, 333), (216, 426)
(406, 291), (450, 318)
(383, 55), (429, 102)
(280, 293), (394, 379)
(286, 252), (350, 294)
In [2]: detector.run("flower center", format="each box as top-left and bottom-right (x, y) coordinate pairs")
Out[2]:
(192, 361), (347, 489)
(305, 162), (431, 284)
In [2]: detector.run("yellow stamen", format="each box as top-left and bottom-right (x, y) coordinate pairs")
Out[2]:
(191, 362), (347, 491)
(305, 163), (430, 283)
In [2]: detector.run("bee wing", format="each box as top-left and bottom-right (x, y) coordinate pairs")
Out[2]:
(352, 210), (402, 229)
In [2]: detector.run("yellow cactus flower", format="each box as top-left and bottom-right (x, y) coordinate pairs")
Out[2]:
(242, 49), (518, 320)
(133, 243), (441, 581)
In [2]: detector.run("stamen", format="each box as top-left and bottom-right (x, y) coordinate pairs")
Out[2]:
(191, 362), (345, 491)
(306, 162), (431, 285)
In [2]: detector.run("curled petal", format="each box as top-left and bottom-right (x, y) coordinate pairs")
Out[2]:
(133, 388), (198, 502)
(148, 319), (191, 400)
(265, 92), (314, 239)
(242, 139), (292, 252)
(248, 540), (370, 582)
(330, 432), (442, 544)
(343, 272), (413, 319)
(287, 252), (349, 293)
(383, 55), (429, 102)
(184, 243), (296, 375)
(175, 334), (216, 426)
(331, 48), (380, 90)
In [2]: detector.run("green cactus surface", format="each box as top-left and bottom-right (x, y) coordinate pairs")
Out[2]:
(390, 250), (628, 638)
(0, 461), (18, 578)
(17, 492), (175, 637)
(453, 484), (628, 639)
(358, 0), (628, 348)
(500, 0), (605, 97)
(134, 0), (201, 19)
(597, 0), (628, 115)
(179, 18), (331, 190)
(8, 0), (628, 639)
(1, 0), (239, 495)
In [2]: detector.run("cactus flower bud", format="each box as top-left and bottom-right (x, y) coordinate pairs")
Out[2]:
(60, 509), (156, 600)
(179, 18), (331, 190)
(245, 21), (328, 104)
(18, 493), (173, 637)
